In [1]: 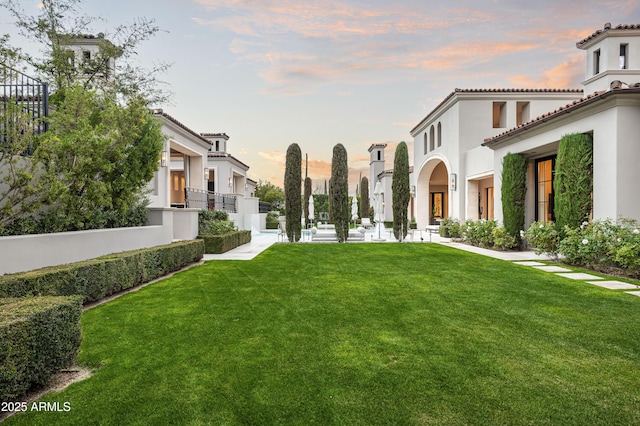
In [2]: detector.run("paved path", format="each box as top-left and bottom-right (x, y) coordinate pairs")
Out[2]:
(202, 230), (640, 297)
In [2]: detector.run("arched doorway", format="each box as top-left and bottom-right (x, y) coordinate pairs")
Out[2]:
(416, 157), (450, 229)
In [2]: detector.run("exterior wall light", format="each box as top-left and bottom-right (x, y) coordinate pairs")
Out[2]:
(160, 150), (168, 167)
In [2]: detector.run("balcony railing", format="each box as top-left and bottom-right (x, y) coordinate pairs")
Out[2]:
(184, 187), (237, 213)
(1, 65), (49, 151)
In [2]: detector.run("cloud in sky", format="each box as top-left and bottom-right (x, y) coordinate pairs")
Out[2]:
(190, 2), (640, 188)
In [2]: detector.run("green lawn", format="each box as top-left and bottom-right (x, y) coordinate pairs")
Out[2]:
(6, 244), (640, 425)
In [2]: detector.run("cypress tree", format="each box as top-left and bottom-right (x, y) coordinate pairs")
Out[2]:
(554, 133), (593, 233)
(304, 176), (312, 226)
(330, 144), (349, 242)
(284, 143), (302, 242)
(392, 142), (410, 241)
(501, 153), (527, 246)
(360, 176), (369, 220)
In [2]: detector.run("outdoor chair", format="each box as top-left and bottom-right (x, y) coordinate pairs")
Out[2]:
(361, 218), (374, 229)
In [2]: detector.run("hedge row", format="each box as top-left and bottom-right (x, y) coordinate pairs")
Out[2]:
(200, 230), (251, 254)
(0, 240), (204, 304)
(0, 296), (83, 401)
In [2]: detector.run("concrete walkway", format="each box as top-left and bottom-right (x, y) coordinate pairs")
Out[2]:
(202, 229), (548, 261)
(202, 230), (640, 297)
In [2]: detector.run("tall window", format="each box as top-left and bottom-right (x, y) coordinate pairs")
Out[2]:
(594, 49), (601, 75)
(437, 122), (442, 147)
(516, 102), (530, 126)
(492, 102), (506, 128)
(429, 125), (435, 151)
(620, 44), (629, 69)
(536, 156), (556, 222)
(424, 132), (428, 154)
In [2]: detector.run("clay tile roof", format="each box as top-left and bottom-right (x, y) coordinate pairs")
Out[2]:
(576, 23), (640, 47)
(151, 108), (212, 146)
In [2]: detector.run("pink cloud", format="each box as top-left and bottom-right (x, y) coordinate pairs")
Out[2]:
(508, 53), (584, 88)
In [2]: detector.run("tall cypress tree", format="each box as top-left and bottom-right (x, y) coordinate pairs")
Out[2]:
(284, 143), (302, 242)
(554, 133), (593, 233)
(501, 153), (527, 246)
(360, 176), (370, 220)
(392, 142), (410, 241)
(304, 176), (312, 226)
(330, 144), (349, 242)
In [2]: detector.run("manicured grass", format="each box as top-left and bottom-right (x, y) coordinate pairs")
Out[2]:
(6, 244), (640, 425)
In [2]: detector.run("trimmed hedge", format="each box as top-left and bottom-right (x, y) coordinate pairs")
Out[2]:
(200, 230), (251, 254)
(0, 296), (83, 401)
(554, 133), (593, 234)
(0, 240), (204, 304)
(501, 153), (527, 246)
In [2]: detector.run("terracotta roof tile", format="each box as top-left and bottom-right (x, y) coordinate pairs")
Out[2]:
(576, 23), (640, 47)
(151, 108), (212, 146)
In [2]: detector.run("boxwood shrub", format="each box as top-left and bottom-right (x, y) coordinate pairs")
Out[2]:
(0, 296), (83, 401)
(0, 240), (204, 304)
(200, 230), (251, 254)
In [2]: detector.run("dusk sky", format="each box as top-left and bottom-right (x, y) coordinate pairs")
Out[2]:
(2, 1), (639, 191)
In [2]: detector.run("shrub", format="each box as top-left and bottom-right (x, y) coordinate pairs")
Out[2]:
(198, 210), (233, 235)
(0, 296), (82, 400)
(554, 133), (593, 235)
(492, 226), (517, 251)
(266, 211), (279, 229)
(439, 217), (462, 239)
(523, 221), (561, 258)
(0, 240), (204, 304)
(200, 230), (251, 254)
(557, 218), (640, 277)
(501, 153), (527, 246)
(463, 219), (496, 248)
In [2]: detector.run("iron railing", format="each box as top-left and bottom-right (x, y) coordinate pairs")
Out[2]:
(259, 201), (271, 213)
(1, 65), (49, 149)
(184, 187), (237, 213)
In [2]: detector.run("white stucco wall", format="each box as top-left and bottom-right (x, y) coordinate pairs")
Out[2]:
(490, 93), (640, 228)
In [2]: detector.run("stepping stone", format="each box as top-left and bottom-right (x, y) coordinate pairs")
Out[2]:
(532, 265), (572, 273)
(556, 272), (603, 280)
(587, 281), (640, 290)
(513, 261), (546, 266)
(625, 291), (640, 297)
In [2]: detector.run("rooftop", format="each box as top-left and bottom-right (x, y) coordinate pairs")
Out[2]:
(483, 86), (640, 147)
(410, 88), (583, 135)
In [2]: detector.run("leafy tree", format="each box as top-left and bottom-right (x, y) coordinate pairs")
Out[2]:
(360, 176), (369, 220)
(501, 153), (527, 246)
(284, 143), (302, 242)
(554, 133), (593, 234)
(2, 0), (171, 105)
(330, 143), (349, 242)
(35, 85), (164, 231)
(255, 180), (284, 211)
(304, 176), (312, 226)
(0, 102), (45, 233)
(392, 141), (410, 241)
(0, 0), (170, 233)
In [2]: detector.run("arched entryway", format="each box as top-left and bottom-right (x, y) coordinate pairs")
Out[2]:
(416, 157), (450, 229)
